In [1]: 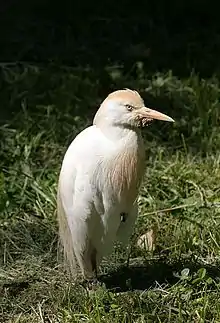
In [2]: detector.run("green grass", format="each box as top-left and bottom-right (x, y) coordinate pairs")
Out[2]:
(1, 63), (220, 322)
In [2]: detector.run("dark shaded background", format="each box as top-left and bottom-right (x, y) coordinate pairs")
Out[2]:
(0, 0), (220, 156)
(0, 0), (219, 76)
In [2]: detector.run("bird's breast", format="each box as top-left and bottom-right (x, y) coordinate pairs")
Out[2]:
(106, 145), (145, 205)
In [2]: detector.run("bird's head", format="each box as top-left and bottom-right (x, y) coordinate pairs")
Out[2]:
(93, 89), (174, 129)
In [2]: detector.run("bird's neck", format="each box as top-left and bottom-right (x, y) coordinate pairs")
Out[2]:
(97, 123), (142, 143)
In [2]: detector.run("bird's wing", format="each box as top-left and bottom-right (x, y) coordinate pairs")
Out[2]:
(57, 125), (111, 275)
(58, 125), (111, 217)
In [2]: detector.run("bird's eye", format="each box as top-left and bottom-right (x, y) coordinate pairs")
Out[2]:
(126, 104), (134, 111)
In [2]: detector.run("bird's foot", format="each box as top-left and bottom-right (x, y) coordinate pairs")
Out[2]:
(81, 277), (104, 292)
(87, 277), (101, 290)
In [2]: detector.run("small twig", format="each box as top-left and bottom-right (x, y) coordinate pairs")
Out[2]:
(141, 202), (197, 217)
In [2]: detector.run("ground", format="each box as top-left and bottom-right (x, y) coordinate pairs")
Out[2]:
(0, 63), (220, 322)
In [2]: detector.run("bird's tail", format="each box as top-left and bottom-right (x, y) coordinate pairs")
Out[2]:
(57, 185), (79, 277)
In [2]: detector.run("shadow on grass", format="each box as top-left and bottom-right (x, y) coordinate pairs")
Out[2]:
(100, 260), (220, 292)
(1, 281), (31, 297)
(2, 248), (220, 297)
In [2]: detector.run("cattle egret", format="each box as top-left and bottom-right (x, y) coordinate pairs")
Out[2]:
(57, 89), (174, 282)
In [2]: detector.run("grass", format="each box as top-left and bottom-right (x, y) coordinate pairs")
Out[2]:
(1, 62), (220, 322)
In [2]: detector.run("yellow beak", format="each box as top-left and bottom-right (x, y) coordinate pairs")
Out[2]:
(139, 107), (175, 122)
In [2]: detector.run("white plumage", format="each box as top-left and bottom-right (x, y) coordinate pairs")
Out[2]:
(57, 89), (174, 280)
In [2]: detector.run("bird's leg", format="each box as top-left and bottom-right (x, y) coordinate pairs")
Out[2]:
(117, 204), (138, 268)
(88, 250), (106, 291)
(119, 212), (132, 267)
(82, 247), (103, 291)
(91, 248), (98, 279)
(117, 205), (138, 246)
(126, 243), (132, 268)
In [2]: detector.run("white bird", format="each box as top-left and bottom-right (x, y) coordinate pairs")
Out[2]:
(57, 89), (174, 281)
